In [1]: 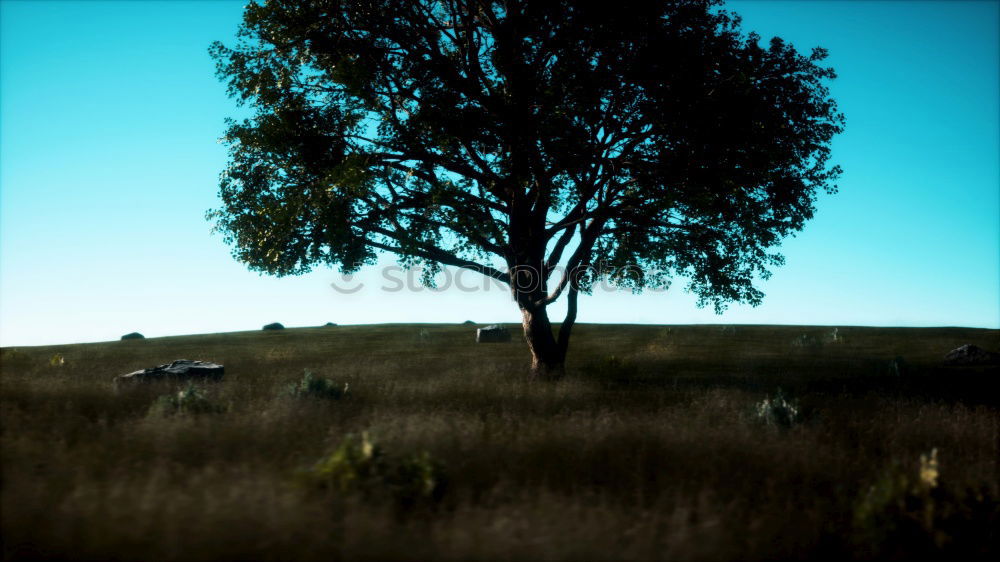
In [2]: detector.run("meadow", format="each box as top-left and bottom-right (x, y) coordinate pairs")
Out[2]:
(1, 323), (998, 560)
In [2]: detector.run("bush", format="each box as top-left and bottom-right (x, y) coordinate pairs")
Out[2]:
(301, 432), (447, 509)
(149, 384), (224, 416)
(306, 431), (383, 493)
(888, 356), (908, 377)
(0, 348), (32, 373)
(582, 355), (638, 381)
(285, 370), (349, 400)
(386, 451), (449, 508)
(754, 388), (803, 428)
(49, 354), (65, 367)
(828, 327), (844, 343)
(791, 333), (821, 348)
(853, 448), (1000, 557)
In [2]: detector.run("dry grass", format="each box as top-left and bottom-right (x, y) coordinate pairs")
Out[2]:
(2, 324), (998, 560)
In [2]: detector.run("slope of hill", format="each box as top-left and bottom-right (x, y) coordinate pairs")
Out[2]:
(2, 324), (998, 560)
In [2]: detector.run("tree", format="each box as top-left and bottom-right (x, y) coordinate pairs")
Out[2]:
(208, 0), (844, 379)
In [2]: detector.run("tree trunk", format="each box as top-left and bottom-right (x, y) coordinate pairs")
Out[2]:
(520, 305), (566, 380)
(514, 258), (584, 381)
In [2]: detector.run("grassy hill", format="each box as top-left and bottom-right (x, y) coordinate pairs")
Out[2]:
(2, 324), (998, 560)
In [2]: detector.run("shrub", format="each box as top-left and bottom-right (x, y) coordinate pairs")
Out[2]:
(754, 388), (803, 428)
(307, 432), (383, 493)
(828, 327), (844, 343)
(582, 355), (638, 381)
(853, 448), (1000, 557)
(285, 369), (349, 400)
(49, 354), (66, 367)
(791, 333), (821, 348)
(149, 384), (224, 416)
(0, 348), (32, 374)
(386, 451), (449, 508)
(301, 432), (447, 509)
(888, 356), (908, 377)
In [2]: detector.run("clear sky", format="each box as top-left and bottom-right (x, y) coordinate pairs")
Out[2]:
(1, 0), (998, 347)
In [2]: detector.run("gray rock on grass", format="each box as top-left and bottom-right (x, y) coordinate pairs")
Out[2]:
(116, 359), (224, 383)
(943, 344), (1000, 366)
(477, 324), (511, 343)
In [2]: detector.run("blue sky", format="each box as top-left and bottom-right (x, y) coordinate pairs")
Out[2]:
(1, 0), (997, 346)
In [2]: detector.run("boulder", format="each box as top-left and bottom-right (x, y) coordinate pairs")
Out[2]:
(943, 344), (1000, 366)
(116, 359), (224, 383)
(121, 332), (145, 340)
(262, 322), (285, 330)
(476, 324), (511, 343)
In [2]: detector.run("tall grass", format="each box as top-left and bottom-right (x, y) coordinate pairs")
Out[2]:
(2, 324), (998, 560)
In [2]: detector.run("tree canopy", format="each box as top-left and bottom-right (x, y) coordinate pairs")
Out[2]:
(209, 0), (844, 376)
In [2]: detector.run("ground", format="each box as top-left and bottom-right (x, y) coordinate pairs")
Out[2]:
(1, 324), (998, 560)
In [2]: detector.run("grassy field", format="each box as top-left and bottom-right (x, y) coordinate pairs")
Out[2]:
(2, 323), (998, 560)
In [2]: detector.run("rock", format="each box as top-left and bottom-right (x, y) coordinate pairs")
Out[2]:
(462, 320), (476, 325)
(262, 322), (285, 330)
(121, 332), (145, 340)
(116, 359), (224, 383)
(323, 322), (337, 327)
(476, 324), (511, 343)
(943, 344), (1000, 366)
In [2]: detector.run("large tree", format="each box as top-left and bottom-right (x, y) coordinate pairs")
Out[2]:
(209, 0), (844, 379)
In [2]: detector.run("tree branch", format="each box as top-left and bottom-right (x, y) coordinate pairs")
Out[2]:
(364, 232), (510, 284)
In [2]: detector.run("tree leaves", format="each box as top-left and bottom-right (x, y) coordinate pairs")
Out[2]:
(208, 0), (844, 313)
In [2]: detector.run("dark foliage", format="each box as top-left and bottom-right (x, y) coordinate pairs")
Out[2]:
(208, 0), (844, 372)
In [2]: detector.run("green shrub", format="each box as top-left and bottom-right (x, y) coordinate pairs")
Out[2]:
(49, 354), (66, 367)
(386, 451), (449, 508)
(0, 348), (32, 374)
(754, 388), (802, 428)
(149, 384), (224, 416)
(285, 370), (350, 400)
(853, 448), (1000, 557)
(301, 432), (447, 509)
(307, 431), (383, 493)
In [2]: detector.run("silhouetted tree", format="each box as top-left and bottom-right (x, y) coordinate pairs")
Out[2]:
(209, 0), (844, 378)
